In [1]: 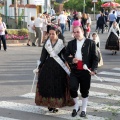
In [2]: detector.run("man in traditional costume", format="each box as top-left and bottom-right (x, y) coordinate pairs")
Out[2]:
(64, 26), (99, 117)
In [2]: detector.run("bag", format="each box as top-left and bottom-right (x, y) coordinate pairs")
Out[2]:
(5, 30), (8, 35)
(83, 24), (87, 29)
(2, 22), (8, 35)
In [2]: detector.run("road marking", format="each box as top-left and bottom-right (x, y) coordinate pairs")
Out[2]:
(0, 74), (30, 76)
(90, 91), (120, 101)
(20, 93), (120, 113)
(91, 83), (120, 91)
(0, 101), (106, 120)
(98, 71), (120, 76)
(0, 80), (34, 83)
(112, 68), (120, 71)
(92, 76), (120, 83)
(22, 91), (120, 102)
(0, 116), (19, 120)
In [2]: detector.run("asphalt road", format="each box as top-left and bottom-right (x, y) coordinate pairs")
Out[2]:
(0, 22), (120, 120)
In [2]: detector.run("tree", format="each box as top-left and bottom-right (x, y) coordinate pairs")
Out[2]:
(20, 0), (23, 4)
(63, 0), (103, 13)
(14, 0), (18, 28)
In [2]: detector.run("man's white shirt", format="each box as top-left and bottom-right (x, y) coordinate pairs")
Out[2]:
(28, 21), (35, 33)
(34, 17), (43, 27)
(75, 39), (85, 60)
(58, 14), (67, 24)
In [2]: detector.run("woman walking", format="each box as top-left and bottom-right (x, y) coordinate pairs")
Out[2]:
(35, 27), (74, 112)
(105, 21), (120, 55)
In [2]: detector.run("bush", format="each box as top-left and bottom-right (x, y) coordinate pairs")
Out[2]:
(18, 28), (28, 36)
(6, 28), (28, 40)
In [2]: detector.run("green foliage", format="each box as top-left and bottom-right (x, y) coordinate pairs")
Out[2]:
(7, 28), (28, 36)
(113, 0), (120, 3)
(7, 29), (18, 35)
(18, 10), (25, 29)
(18, 28), (28, 36)
(63, 0), (103, 13)
(54, 2), (60, 6)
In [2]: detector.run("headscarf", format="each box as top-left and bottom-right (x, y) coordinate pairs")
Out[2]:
(91, 32), (100, 47)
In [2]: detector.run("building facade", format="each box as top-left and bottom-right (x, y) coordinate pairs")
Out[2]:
(0, 0), (51, 28)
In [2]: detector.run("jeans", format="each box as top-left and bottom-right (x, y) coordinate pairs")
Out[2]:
(0, 35), (7, 50)
(60, 23), (65, 35)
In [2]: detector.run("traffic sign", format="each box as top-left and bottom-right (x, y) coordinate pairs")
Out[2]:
(92, 0), (98, 2)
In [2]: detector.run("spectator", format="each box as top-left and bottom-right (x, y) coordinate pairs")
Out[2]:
(58, 11), (67, 35)
(0, 17), (7, 51)
(27, 16), (36, 46)
(34, 14), (44, 47)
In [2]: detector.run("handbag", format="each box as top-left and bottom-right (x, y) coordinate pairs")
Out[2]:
(5, 30), (8, 35)
(2, 22), (8, 35)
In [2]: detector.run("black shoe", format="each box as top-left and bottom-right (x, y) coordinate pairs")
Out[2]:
(48, 107), (53, 111)
(32, 43), (36, 46)
(53, 108), (58, 113)
(80, 111), (86, 117)
(27, 43), (30, 46)
(71, 106), (80, 117)
(115, 51), (117, 54)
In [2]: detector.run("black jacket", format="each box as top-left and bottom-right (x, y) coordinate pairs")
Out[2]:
(64, 38), (99, 72)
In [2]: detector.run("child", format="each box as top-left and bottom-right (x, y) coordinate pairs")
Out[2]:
(86, 23), (91, 38)
(91, 32), (103, 67)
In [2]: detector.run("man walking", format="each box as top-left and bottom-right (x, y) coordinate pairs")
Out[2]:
(34, 14), (43, 47)
(108, 11), (116, 29)
(64, 26), (98, 117)
(58, 11), (67, 35)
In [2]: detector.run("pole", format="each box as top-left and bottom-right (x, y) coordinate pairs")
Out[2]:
(4, 0), (7, 23)
(94, 2), (96, 20)
(83, 0), (85, 13)
(14, 0), (18, 28)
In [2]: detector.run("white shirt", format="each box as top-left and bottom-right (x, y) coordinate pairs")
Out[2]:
(96, 14), (101, 20)
(34, 17), (43, 27)
(87, 17), (92, 25)
(0, 22), (6, 35)
(75, 39), (85, 60)
(50, 9), (55, 16)
(117, 11), (120, 17)
(28, 21), (35, 33)
(58, 14), (67, 24)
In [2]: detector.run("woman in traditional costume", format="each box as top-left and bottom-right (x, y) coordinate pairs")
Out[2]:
(92, 32), (103, 67)
(35, 27), (74, 113)
(105, 21), (120, 55)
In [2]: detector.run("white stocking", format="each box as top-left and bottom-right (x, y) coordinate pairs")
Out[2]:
(73, 97), (79, 111)
(82, 97), (88, 112)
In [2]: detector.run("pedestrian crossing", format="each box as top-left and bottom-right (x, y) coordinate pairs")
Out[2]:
(0, 68), (120, 120)
(0, 117), (19, 120)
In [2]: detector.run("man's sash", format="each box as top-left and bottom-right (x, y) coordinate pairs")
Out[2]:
(45, 39), (70, 76)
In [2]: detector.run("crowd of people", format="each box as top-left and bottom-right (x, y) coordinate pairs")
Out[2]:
(33, 9), (103, 118)
(0, 7), (120, 118)
(31, 7), (120, 118)
(95, 8), (120, 55)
